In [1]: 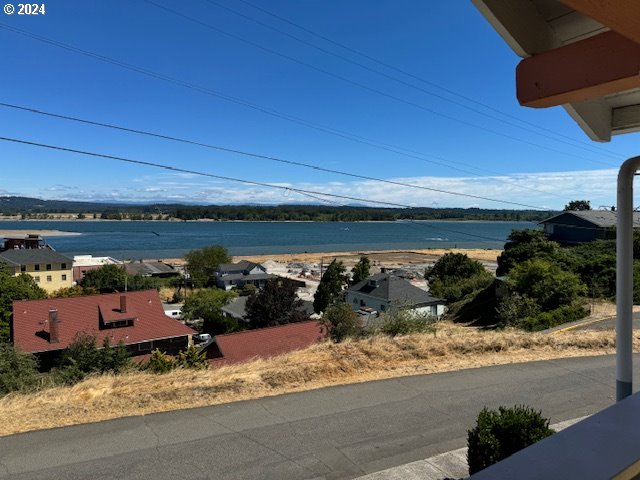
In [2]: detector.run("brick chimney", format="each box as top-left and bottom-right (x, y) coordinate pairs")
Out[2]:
(49, 309), (59, 344)
(120, 295), (127, 313)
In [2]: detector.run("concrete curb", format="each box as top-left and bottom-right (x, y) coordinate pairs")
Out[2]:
(354, 416), (588, 480)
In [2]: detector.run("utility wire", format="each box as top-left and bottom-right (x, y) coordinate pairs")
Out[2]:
(0, 101), (568, 201)
(0, 135), (555, 212)
(204, 0), (621, 162)
(235, 0), (626, 161)
(145, 1), (614, 168)
(0, 22), (613, 198)
(0, 22), (540, 180)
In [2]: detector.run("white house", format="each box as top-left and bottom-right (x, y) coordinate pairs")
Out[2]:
(346, 273), (446, 318)
(214, 260), (274, 290)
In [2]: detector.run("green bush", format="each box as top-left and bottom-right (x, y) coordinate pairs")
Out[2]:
(374, 307), (437, 337)
(54, 334), (131, 384)
(429, 273), (493, 303)
(144, 349), (176, 374)
(467, 406), (554, 475)
(177, 345), (208, 370)
(0, 343), (39, 395)
(322, 302), (362, 342)
(520, 303), (588, 332)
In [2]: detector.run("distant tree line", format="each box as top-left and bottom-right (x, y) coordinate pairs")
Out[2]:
(0, 196), (554, 222)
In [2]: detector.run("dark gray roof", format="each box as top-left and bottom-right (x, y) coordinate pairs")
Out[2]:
(348, 273), (444, 306)
(125, 262), (177, 276)
(221, 296), (249, 319)
(219, 273), (274, 282)
(0, 249), (72, 266)
(217, 260), (262, 273)
(540, 210), (640, 228)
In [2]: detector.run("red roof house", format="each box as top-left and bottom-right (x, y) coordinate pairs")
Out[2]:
(12, 290), (196, 366)
(208, 321), (326, 366)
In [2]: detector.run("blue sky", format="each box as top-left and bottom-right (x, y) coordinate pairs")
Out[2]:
(1, 0), (637, 210)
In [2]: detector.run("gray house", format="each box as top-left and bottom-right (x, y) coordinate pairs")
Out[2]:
(214, 261), (274, 290)
(346, 273), (445, 318)
(539, 210), (640, 244)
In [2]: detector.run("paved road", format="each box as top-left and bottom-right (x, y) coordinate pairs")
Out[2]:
(0, 355), (634, 480)
(572, 312), (640, 331)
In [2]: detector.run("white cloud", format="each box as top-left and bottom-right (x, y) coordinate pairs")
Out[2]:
(30, 168), (628, 210)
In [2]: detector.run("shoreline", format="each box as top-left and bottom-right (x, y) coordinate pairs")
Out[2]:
(157, 247), (502, 266)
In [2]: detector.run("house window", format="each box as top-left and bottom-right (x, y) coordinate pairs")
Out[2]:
(380, 305), (386, 311)
(20, 265), (26, 272)
(137, 341), (152, 351)
(360, 300), (365, 306)
(34, 276), (40, 283)
(353, 298), (358, 304)
(34, 264), (40, 271)
(61, 274), (67, 281)
(46, 275), (52, 282)
(61, 263), (67, 269)
(46, 264), (52, 271)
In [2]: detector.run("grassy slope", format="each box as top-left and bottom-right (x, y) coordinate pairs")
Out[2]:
(0, 322), (625, 437)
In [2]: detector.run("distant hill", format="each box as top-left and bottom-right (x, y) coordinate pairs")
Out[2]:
(0, 196), (556, 222)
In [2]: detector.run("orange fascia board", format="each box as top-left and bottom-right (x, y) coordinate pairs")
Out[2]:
(516, 31), (640, 108)
(560, 0), (640, 45)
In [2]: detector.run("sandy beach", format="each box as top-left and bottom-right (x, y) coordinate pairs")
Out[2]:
(0, 229), (81, 237)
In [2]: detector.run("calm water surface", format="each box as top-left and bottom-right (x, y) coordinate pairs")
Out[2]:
(0, 221), (536, 259)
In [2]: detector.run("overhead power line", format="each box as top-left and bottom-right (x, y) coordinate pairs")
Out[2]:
(0, 135), (555, 212)
(203, 0), (621, 162)
(144, 1), (615, 168)
(0, 101), (568, 202)
(235, 0), (625, 161)
(0, 22), (532, 180)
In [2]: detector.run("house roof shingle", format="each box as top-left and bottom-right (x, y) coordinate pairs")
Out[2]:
(348, 273), (444, 306)
(540, 210), (640, 228)
(217, 260), (261, 273)
(211, 321), (325, 365)
(124, 261), (177, 276)
(13, 290), (196, 353)
(0, 249), (73, 266)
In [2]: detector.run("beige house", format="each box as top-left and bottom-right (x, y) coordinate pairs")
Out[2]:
(0, 249), (73, 293)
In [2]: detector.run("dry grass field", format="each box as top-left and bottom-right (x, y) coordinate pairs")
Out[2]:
(0, 322), (628, 437)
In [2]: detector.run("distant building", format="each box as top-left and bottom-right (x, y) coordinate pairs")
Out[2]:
(1, 234), (51, 252)
(214, 260), (274, 290)
(72, 255), (119, 283)
(0, 249), (73, 293)
(124, 260), (179, 278)
(346, 273), (446, 318)
(12, 290), (196, 369)
(539, 210), (640, 244)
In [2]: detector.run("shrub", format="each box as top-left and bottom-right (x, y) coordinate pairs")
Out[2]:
(520, 303), (588, 332)
(144, 349), (176, 374)
(177, 345), (208, 370)
(373, 306), (437, 337)
(467, 405), (554, 475)
(322, 302), (362, 342)
(0, 343), (39, 395)
(429, 273), (493, 303)
(495, 293), (540, 328)
(238, 283), (257, 297)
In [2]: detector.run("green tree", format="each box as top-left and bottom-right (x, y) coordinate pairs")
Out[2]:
(321, 302), (362, 342)
(0, 266), (47, 342)
(184, 245), (231, 288)
(181, 288), (238, 335)
(144, 349), (175, 374)
(177, 345), (208, 370)
(426, 252), (486, 280)
(507, 259), (586, 311)
(246, 278), (308, 328)
(50, 285), (99, 298)
(564, 200), (591, 211)
(313, 260), (349, 313)
(426, 253), (492, 303)
(0, 343), (39, 395)
(80, 264), (128, 292)
(350, 256), (371, 285)
(495, 293), (540, 328)
(496, 229), (561, 276)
